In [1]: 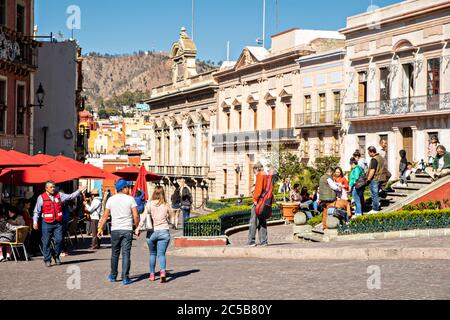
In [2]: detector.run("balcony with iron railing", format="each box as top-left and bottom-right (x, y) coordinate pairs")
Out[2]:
(295, 110), (341, 128)
(212, 128), (297, 146)
(345, 93), (450, 120)
(149, 165), (210, 178)
(0, 27), (39, 70)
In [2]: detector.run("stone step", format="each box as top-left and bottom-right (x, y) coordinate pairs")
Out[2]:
(392, 186), (421, 194)
(296, 232), (324, 242)
(385, 191), (409, 198)
(393, 182), (431, 189)
(408, 178), (433, 184)
(414, 173), (432, 179)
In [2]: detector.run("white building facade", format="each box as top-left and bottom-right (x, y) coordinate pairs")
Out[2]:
(342, 0), (450, 176)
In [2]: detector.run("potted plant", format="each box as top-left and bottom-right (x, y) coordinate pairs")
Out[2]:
(268, 147), (302, 223)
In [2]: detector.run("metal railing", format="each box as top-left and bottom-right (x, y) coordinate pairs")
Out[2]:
(212, 128), (296, 146)
(295, 111), (341, 127)
(0, 27), (38, 69)
(183, 207), (282, 237)
(149, 165), (210, 177)
(346, 93), (450, 119)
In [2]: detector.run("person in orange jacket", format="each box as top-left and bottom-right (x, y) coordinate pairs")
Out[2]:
(248, 162), (269, 247)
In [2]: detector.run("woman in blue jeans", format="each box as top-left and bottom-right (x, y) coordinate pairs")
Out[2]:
(136, 186), (171, 283)
(349, 158), (365, 217)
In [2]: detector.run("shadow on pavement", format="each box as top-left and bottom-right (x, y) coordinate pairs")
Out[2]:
(166, 269), (200, 283)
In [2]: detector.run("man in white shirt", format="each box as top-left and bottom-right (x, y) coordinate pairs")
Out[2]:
(98, 180), (139, 285)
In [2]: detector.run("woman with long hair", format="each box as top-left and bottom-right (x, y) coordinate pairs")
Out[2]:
(136, 186), (171, 283)
(333, 167), (349, 201)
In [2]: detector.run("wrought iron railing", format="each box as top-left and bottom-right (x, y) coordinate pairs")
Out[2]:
(149, 165), (210, 177)
(295, 111), (341, 127)
(346, 93), (450, 119)
(212, 128), (296, 146)
(183, 207), (282, 237)
(0, 27), (38, 69)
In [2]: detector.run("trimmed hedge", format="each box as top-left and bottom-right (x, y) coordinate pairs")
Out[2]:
(338, 209), (450, 235)
(191, 205), (254, 222)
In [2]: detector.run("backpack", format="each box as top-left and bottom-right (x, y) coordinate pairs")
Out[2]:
(134, 192), (146, 214)
(255, 174), (274, 219)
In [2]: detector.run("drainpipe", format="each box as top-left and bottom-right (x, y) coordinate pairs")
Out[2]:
(42, 126), (48, 154)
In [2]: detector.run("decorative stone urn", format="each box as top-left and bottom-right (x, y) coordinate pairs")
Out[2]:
(281, 202), (300, 223)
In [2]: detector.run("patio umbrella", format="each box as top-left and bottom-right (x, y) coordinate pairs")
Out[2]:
(0, 149), (44, 168)
(34, 155), (117, 180)
(114, 166), (161, 182)
(132, 165), (149, 200)
(0, 165), (81, 185)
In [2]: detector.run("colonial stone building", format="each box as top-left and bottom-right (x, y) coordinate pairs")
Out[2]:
(212, 28), (345, 199)
(0, 0), (39, 153)
(146, 27), (218, 206)
(296, 48), (346, 165)
(342, 0), (450, 177)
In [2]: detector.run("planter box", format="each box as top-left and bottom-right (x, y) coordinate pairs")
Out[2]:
(174, 236), (228, 248)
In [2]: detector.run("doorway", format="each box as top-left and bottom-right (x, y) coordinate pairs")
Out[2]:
(402, 127), (413, 162)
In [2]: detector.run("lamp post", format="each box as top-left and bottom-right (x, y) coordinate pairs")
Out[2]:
(28, 83), (45, 109)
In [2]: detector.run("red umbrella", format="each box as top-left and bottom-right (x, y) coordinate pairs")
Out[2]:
(132, 165), (149, 201)
(114, 166), (161, 182)
(0, 149), (44, 168)
(0, 165), (81, 185)
(33, 155), (117, 180)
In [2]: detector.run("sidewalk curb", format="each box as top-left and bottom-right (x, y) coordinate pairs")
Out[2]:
(167, 246), (450, 261)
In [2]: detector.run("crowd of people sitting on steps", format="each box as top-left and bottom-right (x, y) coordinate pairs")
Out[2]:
(279, 136), (450, 229)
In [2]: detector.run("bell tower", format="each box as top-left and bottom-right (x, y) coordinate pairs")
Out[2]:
(170, 27), (198, 83)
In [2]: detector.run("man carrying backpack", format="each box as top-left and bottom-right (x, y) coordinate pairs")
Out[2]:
(247, 162), (274, 247)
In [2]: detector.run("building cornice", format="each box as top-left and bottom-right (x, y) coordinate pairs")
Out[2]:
(213, 49), (312, 80)
(340, 1), (450, 35)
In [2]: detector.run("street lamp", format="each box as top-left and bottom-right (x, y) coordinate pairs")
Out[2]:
(28, 83), (45, 109)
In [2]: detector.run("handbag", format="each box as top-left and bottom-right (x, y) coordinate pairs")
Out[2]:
(354, 173), (368, 189)
(139, 204), (154, 231)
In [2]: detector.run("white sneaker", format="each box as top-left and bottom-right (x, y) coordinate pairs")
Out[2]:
(367, 210), (380, 215)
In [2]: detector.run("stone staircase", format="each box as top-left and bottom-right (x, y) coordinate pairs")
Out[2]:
(380, 172), (433, 213)
(295, 172), (449, 243)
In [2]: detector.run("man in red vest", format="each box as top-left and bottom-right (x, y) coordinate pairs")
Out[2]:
(33, 181), (87, 267)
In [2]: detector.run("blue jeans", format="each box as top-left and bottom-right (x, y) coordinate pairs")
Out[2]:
(146, 230), (171, 274)
(369, 180), (381, 211)
(110, 230), (133, 280)
(42, 222), (63, 263)
(352, 187), (365, 216)
(181, 208), (191, 222)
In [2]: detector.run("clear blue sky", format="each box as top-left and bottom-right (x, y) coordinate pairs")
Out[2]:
(36, 0), (400, 63)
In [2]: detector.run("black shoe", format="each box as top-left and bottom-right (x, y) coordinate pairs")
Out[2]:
(54, 257), (62, 265)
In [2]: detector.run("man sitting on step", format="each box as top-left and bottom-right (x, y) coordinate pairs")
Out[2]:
(425, 145), (450, 182)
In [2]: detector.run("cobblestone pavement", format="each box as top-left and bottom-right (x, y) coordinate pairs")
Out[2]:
(1, 231), (450, 300)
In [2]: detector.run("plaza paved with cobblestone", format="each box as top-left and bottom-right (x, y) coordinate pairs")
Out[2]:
(1, 228), (450, 300)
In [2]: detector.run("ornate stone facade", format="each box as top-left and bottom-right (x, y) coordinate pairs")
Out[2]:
(342, 0), (450, 177)
(146, 28), (218, 206)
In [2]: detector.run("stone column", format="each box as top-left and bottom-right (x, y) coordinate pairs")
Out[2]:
(196, 123), (202, 167)
(392, 127), (401, 180)
(149, 124), (156, 166)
